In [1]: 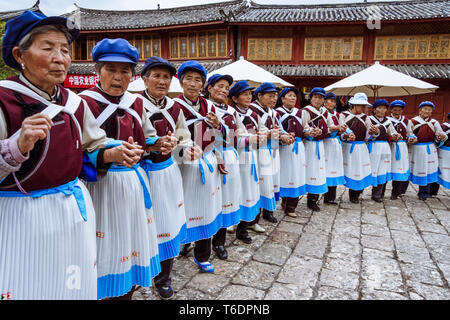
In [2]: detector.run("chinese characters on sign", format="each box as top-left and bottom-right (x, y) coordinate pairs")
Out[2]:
(64, 74), (141, 88)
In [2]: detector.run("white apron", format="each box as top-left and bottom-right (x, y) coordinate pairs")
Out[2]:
(273, 147), (281, 201)
(410, 142), (439, 186)
(140, 157), (187, 262)
(180, 150), (223, 243)
(323, 135), (345, 187)
(258, 145), (276, 211)
(0, 179), (97, 300)
(304, 139), (328, 194)
(342, 141), (373, 190)
(390, 140), (410, 181)
(217, 146), (242, 228)
(368, 140), (392, 186)
(279, 137), (306, 198)
(238, 145), (261, 222)
(438, 146), (450, 189)
(87, 165), (160, 299)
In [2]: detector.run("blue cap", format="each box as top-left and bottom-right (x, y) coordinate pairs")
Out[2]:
(419, 101), (435, 110)
(177, 60), (207, 83)
(92, 38), (139, 65)
(324, 92), (337, 100)
(390, 100), (406, 108)
(372, 99), (389, 108)
(310, 87), (326, 97)
(447, 112), (450, 120)
(229, 80), (254, 98)
(254, 82), (278, 96)
(279, 87), (299, 99)
(206, 74), (233, 89)
(141, 56), (176, 77)
(2, 10), (80, 70)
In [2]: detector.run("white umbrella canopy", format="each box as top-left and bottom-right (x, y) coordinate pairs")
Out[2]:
(207, 56), (294, 88)
(127, 76), (183, 97)
(324, 61), (439, 98)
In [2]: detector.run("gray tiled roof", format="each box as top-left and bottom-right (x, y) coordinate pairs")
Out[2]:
(239, 0), (450, 22)
(69, 60), (450, 79)
(68, 59), (234, 75)
(66, 0), (450, 31)
(0, 0), (41, 21)
(66, 0), (246, 30)
(262, 63), (450, 79)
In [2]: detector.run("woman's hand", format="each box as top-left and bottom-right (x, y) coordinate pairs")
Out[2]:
(148, 131), (179, 155)
(184, 143), (203, 161)
(103, 137), (144, 168)
(17, 114), (53, 155)
(205, 112), (221, 129)
(369, 125), (380, 136)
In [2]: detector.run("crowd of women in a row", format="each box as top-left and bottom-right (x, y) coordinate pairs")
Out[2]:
(0, 11), (448, 301)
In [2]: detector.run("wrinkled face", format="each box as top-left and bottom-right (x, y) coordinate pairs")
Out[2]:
(14, 30), (71, 89)
(144, 66), (172, 99)
(324, 98), (337, 111)
(98, 62), (133, 97)
(258, 91), (278, 109)
(232, 89), (252, 109)
(208, 79), (230, 104)
(281, 91), (297, 109)
(374, 105), (388, 118)
(353, 104), (365, 114)
(310, 94), (324, 108)
(390, 106), (404, 117)
(181, 70), (204, 100)
(419, 105), (433, 118)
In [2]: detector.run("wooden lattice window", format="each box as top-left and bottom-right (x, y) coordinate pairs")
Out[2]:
(247, 38), (293, 61)
(304, 37), (364, 61)
(169, 30), (228, 59)
(374, 34), (450, 60)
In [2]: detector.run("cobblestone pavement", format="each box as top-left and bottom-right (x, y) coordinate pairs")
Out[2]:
(134, 183), (450, 300)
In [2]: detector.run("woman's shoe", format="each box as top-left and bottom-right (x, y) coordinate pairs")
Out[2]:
(249, 223), (266, 233)
(193, 258), (215, 273)
(286, 211), (297, 217)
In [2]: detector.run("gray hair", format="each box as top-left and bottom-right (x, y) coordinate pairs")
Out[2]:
(17, 24), (73, 54)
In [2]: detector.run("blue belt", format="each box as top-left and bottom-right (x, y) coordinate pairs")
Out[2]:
(245, 144), (259, 183)
(305, 136), (321, 160)
(368, 140), (388, 153)
(140, 156), (174, 172)
(393, 140), (406, 161)
(325, 135), (342, 146)
(342, 140), (365, 154)
(0, 178), (88, 221)
(260, 139), (273, 157)
(198, 149), (214, 185)
(292, 137), (302, 154)
(109, 164), (152, 209)
(416, 141), (433, 155)
(217, 147), (239, 184)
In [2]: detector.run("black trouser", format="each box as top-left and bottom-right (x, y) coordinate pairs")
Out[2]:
(372, 183), (387, 200)
(154, 258), (174, 289)
(281, 197), (300, 213)
(307, 193), (320, 207)
(194, 238), (212, 263)
(391, 180), (409, 197)
(324, 186), (337, 202)
(349, 189), (363, 201)
(430, 182), (440, 196)
(236, 221), (250, 238)
(212, 228), (226, 247)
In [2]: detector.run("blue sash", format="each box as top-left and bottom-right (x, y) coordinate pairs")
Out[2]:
(292, 137), (302, 154)
(342, 140), (365, 154)
(416, 142), (433, 155)
(0, 178), (88, 221)
(217, 147), (238, 184)
(368, 140), (388, 153)
(393, 140), (406, 161)
(198, 149), (214, 185)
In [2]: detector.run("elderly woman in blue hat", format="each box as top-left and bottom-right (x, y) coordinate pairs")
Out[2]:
(322, 92), (347, 205)
(79, 38), (165, 299)
(0, 11), (140, 299)
(228, 80), (265, 243)
(367, 99), (401, 202)
(205, 73), (247, 259)
(437, 112), (450, 190)
(339, 93), (375, 203)
(409, 101), (447, 200)
(388, 100), (415, 199)
(136, 56), (192, 300)
(172, 60), (227, 273)
(301, 87), (332, 211)
(275, 87), (307, 217)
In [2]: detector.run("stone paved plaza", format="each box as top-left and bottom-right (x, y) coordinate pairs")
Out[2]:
(134, 183), (450, 300)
